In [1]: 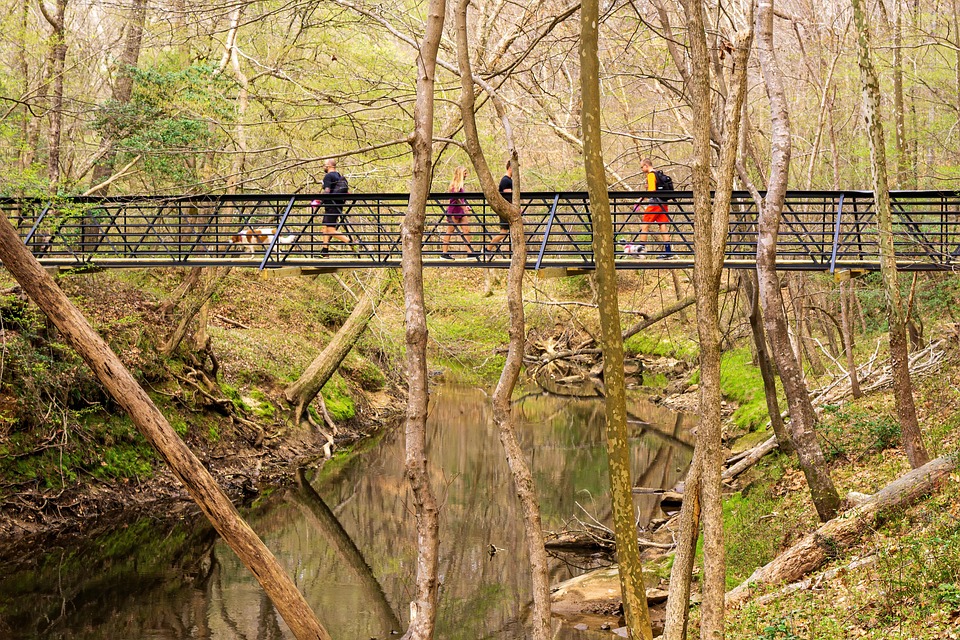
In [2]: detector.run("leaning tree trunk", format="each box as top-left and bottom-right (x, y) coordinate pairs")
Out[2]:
(580, 1), (651, 637)
(0, 195), (329, 640)
(399, 1), (446, 637)
(453, 4), (551, 639)
(162, 266), (232, 357)
(755, 0), (841, 522)
(285, 271), (390, 425)
(852, 0), (929, 469)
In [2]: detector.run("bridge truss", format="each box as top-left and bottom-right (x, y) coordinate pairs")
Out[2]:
(5, 190), (960, 274)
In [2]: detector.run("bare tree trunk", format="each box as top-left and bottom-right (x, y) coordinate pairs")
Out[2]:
(285, 271), (389, 425)
(162, 267), (232, 357)
(852, 0), (929, 469)
(679, 4), (751, 637)
(0, 202), (330, 640)
(400, 1), (446, 637)
(891, 0), (910, 186)
(838, 272), (863, 398)
(88, 0), (148, 193)
(740, 271), (793, 453)
(755, 0), (840, 522)
(580, 2), (652, 637)
(39, 0), (67, 190)
(454, 4), (551, 639)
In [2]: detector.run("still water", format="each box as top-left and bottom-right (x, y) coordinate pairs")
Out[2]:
(0, 385), (693, 639)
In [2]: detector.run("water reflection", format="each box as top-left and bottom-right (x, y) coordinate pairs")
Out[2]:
(0, 385), (692, 639)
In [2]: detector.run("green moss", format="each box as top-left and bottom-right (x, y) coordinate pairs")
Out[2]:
(321, 374), (355, 421)
(624, 332), (698, 360)
(688, 347), (781, 432)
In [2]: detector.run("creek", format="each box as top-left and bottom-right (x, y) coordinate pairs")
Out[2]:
(0, 384), (693, 639)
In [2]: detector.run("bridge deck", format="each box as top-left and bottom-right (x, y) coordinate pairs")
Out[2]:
(6, 190), (960, 273)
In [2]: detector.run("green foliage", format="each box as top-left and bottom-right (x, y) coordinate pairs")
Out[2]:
(93, 63), (234, 188)
(820, 404), (902, 459)
(875, 495), (960, 622)
(757, 618), (802, 640)
(722, 488), (783, 588)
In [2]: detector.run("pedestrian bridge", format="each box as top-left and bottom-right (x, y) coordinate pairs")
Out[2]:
(7, 190), (960, 275)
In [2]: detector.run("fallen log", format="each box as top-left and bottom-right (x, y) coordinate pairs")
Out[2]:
(722, 436), (778, 481)
(726, 454), (956, 608)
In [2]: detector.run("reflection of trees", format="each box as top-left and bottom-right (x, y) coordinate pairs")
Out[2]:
(291, 468), (401, 634)
(0, 387), (695, 639)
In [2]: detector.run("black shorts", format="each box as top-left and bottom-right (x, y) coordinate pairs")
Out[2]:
(499, 221), (510, 231)
(323, 209), (342, 226)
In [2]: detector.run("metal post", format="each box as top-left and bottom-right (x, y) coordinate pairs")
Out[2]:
(534, 194), (561, 270)
(260, 196), (297, 271)
(829, 193), (845, 274)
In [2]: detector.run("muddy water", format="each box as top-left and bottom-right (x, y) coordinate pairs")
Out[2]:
(0, 385), (693, 639)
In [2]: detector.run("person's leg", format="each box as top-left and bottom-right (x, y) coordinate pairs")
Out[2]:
(660, 222), (672, 255)
(442, 223), (455, 257)
(460, 223), (476, 254)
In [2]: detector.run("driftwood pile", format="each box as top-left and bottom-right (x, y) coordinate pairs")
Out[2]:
(811, 338), (946, 406)
(524, 325), (643, 394)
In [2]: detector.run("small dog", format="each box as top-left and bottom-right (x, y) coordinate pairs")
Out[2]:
(228, 227), (297, 253)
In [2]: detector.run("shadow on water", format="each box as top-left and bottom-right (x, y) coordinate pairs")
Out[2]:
(0, 384), (693, 639)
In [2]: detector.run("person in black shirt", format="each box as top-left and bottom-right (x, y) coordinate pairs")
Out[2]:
(485, 161), (513, 255)
(317, 159), (351, 255)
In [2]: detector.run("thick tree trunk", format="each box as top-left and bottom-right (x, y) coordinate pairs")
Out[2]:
(400, 2), (446, 637)
(88, 0), (148, 193)
(755, 0), (840, 523)
(453, 4), (551, 639)
(0, 199), (329, 640)
(852, 0), (929, 469)
(580, 2), (652, 637)
(726, 455), (955, 608)
(39, 0), (67, 190)
(740, 271), (792, 454)
(285, 271), (389, 425)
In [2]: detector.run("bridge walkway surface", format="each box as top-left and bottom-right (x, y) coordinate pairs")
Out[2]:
(6, 190), (960, 275)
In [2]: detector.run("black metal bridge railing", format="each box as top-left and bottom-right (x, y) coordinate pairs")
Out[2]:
(5, 190), (960, 272)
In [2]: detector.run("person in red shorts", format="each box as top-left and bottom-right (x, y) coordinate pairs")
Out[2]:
(635, 158), (673, 257)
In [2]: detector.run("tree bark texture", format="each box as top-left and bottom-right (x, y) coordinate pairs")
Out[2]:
(39, 0), (67, 189)
(400, 1), (446, 637)
(161, 266), (232, 357)
(285, 270), (389, 425)
(838, 272), (863, 398)
(454, 4), (551, 639)
(851, 0), (929, 469)
(88, 0), (148, 193)
(726, 455), (956, 608)
(0, 205), (329, 640)
(755, 0), (841, 522)
(580, 1), (652, 637)
(740, 270), (792, 454)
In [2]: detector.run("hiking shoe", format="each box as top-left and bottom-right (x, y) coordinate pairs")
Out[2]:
(441, 252), (454, 260)
(320, 247), (329, 257)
